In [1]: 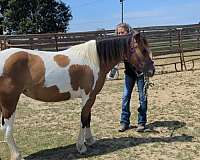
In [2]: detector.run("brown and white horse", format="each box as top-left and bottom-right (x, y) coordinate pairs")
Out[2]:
(0, 33), (154, 160)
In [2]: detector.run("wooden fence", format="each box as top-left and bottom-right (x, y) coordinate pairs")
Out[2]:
(0, 30), (114, 51)
(1, 24), (200, 72)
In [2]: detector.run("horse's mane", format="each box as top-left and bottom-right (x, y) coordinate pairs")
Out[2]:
(96, 35), (131, 65)
(67, 40), (100, 66)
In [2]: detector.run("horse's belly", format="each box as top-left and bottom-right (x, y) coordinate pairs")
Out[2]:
(23, 85), (72, 102)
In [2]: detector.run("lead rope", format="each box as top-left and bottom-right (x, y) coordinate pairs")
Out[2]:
(144, 75), (154, 97)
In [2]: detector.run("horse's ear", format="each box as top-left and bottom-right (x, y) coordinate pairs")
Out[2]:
(130, 29), (140, 41)
(134, 32), (140, 42)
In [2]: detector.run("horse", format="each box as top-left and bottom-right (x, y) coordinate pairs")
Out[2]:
(0, 32), (155, 160)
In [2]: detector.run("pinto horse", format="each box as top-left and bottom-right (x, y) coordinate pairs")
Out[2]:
(0, 33), (154, 160)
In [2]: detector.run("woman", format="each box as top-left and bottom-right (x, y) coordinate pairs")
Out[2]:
(116, 23), (148, 132)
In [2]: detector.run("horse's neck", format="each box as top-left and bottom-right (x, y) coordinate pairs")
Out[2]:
(100, 58), (122, 74)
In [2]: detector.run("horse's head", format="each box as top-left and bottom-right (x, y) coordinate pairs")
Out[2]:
(126, 32), (155, 77)
(96, 34), (155, 76)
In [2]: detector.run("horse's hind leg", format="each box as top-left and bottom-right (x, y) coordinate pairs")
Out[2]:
(1, 93), (23, 160)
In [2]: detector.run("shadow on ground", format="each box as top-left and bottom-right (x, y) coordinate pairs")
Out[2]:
(25, 121), (191, 160)
(145, 120), (186, 136)
(147, 120), (186, 130)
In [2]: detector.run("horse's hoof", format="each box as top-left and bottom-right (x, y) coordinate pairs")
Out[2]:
(85, 137), (96, 146)
(11, 153), (23, 160)
(76, 143), (87, 154)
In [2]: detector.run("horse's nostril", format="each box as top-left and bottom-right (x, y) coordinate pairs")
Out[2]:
(147, 69), (155, 77)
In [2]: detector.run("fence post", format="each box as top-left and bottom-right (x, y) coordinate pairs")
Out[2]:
(29, 37), (33, 50)
(169, 29), (173, 53)
(0, 40), (3, 50)
(177, 28), (187, 71)
(1, 37), (9, 49)
(197, 28), (200, 49)
(55, 34), (58, 51)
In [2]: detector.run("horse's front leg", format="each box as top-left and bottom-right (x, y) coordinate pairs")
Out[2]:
(84, 114), (96, 146)
(76, 96), (96, 154)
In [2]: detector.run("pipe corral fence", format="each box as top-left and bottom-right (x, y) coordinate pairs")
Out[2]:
(1, 24), (200, 72)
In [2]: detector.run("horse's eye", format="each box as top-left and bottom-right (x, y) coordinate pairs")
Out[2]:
(130, 47), (135, 53)
(143, 48), (148, 54)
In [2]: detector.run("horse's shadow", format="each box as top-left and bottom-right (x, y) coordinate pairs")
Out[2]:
(25, 120), (190, 160)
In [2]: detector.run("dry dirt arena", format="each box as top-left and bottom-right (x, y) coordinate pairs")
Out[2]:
(1, 52), (200, 160)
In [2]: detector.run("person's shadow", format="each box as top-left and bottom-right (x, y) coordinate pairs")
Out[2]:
(128, 120), (186, 134)
(146, 120), (186, 136)
(25, 120), (191, 160)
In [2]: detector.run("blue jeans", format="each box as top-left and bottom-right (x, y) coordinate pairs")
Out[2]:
(120, 74), (147, 126)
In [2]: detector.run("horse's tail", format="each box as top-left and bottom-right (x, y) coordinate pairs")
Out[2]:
(0, 110), (2, 130)
(0, 111), (5, 132)
(0, 108), (2, 128)
(0, 103), (3, 131)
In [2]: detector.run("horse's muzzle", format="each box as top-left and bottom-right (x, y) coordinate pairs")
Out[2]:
(146, 68), (155, 77)
(144, 62), (155, 77)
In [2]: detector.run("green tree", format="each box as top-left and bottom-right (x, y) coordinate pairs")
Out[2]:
(0, 13), (3, 34)
(0, 0), (8, 34)
(0, 0), (72, 34)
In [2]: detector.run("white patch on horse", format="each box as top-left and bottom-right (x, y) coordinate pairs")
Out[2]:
(66, 40), (100, 67)
(41, 53), (70, 93)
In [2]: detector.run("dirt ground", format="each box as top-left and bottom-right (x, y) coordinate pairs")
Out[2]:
(1, 52), (200, 160)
